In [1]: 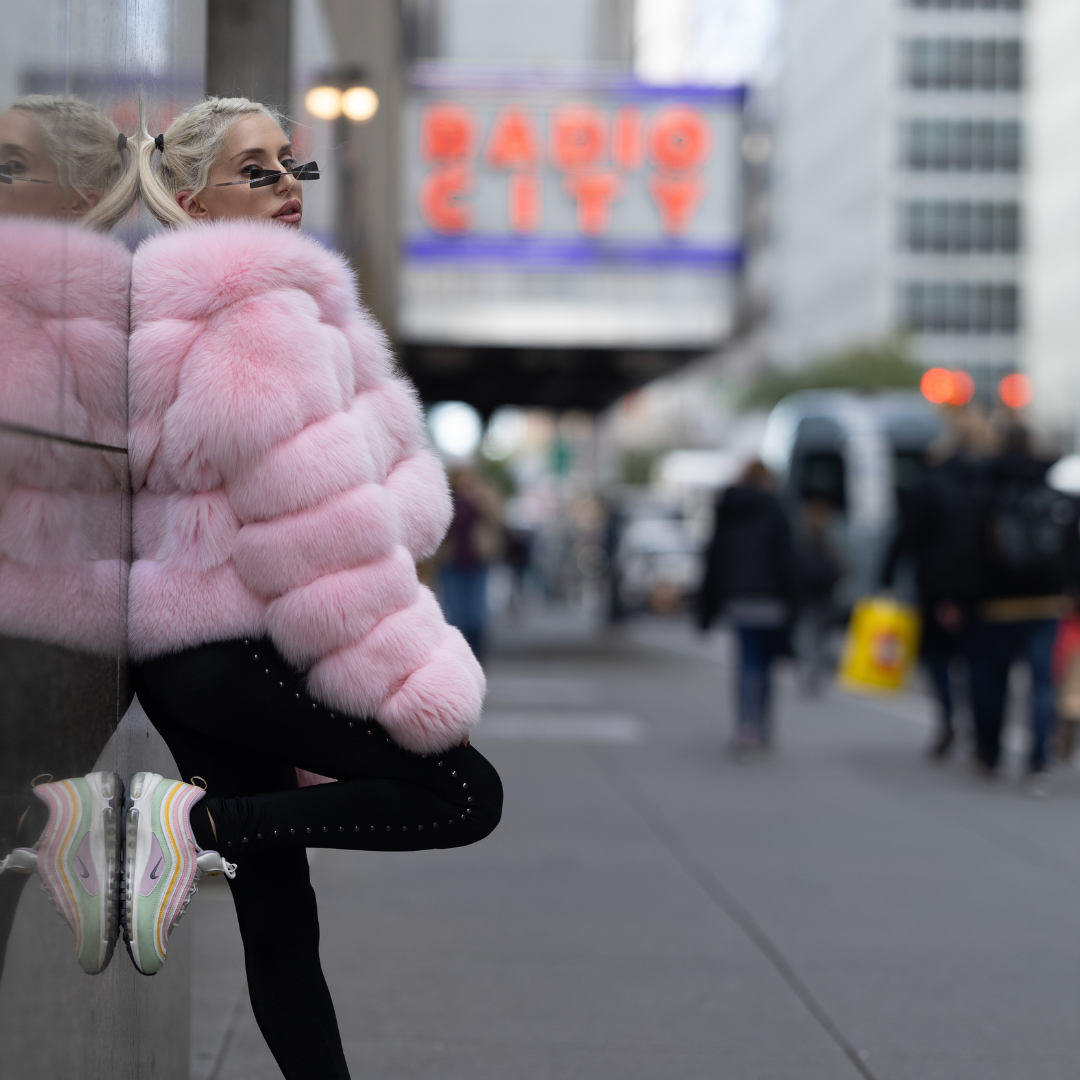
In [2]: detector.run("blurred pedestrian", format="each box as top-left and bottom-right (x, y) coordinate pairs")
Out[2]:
(794, 497), (842, 694)
(603, 501), (627, 624)
(882, 409), (994, 759)
(504, 526), (534, 616)
(1051, 613), (1080, 762)
(969, 425), (1080, 780)
(438, 467), (504, 658)
(698, 460), (796, 750)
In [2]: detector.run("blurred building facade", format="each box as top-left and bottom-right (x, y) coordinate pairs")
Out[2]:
(1024, 0), (1080, 438)
(771, 0), (1024, 391)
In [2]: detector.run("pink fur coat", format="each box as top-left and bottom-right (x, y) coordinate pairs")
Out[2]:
(0, 219), (128, 653)
(128, 221), (484, 753)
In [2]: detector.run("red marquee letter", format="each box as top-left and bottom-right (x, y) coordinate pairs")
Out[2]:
(564, 172), (622, 236)
(550, 105), (607, 170)
(509, 172), (541, 233)
(649, 107), (710, 172)
(422, 103), (476, 162)
(421, 165), (473, 233)
(648, 173), (704, 235)
(487, 108), (539, 169)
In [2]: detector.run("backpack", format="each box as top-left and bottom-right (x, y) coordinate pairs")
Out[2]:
(989, 478), (1078, 574)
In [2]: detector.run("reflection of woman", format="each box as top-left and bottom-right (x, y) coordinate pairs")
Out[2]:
(122, 98), (496, 1079)
(0, 96), (137, 979)
(0, 95), (139, 228)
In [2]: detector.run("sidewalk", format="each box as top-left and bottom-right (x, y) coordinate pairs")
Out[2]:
(191, 610), (1080, 1079)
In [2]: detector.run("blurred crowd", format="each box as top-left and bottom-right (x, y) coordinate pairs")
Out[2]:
(437, 403), (1080, 792)
(691, 408), (1080, 788)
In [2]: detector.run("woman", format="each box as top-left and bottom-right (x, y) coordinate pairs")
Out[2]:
(0, 95), (137, 981)
(8, 96), (502, 1080)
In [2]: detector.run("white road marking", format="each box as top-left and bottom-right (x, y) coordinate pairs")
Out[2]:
(484, 674), (600, 707)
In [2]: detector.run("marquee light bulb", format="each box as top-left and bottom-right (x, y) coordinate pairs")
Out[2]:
(306, 86), (342, 121)
(343, 86), (379, 123)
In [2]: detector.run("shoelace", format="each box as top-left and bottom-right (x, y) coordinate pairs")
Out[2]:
(0, 847), (38, 875)
(196, 850), (237, 879)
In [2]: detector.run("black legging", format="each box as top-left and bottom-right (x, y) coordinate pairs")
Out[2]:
(133, 637), (502, 1080)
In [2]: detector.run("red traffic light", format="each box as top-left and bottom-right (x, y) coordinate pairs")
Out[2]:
(998, 372), (1032, 409)
(921, 368), (974, 407)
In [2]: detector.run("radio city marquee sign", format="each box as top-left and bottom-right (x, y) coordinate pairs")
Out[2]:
(399, 66), (745, 349)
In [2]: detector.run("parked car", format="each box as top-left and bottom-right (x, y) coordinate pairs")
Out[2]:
(610, 496), (701, 615)
(761, 390), (945, 606)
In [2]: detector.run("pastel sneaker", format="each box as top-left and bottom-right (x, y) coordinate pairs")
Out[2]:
(122, 772), (235, 976)
(0, 773), (124, 975)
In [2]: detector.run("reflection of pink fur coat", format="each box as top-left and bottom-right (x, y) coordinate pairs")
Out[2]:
(128, 221), (484, 753)
(0, 219), (129, 653)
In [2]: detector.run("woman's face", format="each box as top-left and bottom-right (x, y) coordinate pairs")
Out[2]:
(0, 108), (98, 221)
(178, 113), (304, 228)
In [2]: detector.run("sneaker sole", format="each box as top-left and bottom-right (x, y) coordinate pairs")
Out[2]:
(122, 771), (158, 976)
(84, 772), (123, 975)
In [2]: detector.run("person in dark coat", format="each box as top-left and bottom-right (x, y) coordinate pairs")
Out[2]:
(883, 423), (993, 759)
(698, 460), (796, 749)
(969, 426), (1080, 778)
(794, 498), (843, 694)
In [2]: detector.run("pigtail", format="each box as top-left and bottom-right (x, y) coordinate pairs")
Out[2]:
(82, 130), (140, 232)
(136, 97), (191, 229)
(11, 94), (140, 233)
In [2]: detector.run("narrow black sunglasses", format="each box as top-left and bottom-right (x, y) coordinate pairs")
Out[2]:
(214, 161), (320, 189)
(0, 169), (51, 185)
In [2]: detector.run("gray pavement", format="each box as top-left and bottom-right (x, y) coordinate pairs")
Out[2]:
(191, 610), (1080, 1079)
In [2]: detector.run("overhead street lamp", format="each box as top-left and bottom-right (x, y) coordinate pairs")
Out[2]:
(304, 76), (379, 124)
(303, 68), (382, 285)
(305, 85), (345, 121)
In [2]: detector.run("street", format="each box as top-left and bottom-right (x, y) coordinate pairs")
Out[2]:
(192, 610), (1080, 1080)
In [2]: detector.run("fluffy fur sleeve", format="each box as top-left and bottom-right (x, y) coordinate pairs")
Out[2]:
(131, 221), (482, 752)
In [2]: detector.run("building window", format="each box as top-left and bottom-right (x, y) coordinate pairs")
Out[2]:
(904, 0), (1022, 10)
(902, 120), (1021, 171)
(903, 282), (1019, 333)
(903, 202), (1020, 253)
(902, 39), (1022, 91)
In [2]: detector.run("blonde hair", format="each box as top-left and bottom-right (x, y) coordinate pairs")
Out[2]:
(10, 95), (139, 231)
(137, 96), (286, 228)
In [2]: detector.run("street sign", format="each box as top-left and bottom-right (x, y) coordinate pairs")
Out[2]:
(399, 64), (744, 350)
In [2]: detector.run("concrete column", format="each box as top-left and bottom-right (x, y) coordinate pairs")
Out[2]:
(322, 0), (405, 335)
(207, 0), (293, 110)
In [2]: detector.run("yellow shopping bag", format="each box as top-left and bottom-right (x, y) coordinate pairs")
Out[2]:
(839, 596), (921, 694)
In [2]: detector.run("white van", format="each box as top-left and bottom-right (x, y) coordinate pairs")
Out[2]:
(761, 390), (945, 606)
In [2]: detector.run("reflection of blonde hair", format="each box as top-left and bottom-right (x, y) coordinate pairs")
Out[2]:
(137, 96), (285, 228)
(11, 95), (139, 231)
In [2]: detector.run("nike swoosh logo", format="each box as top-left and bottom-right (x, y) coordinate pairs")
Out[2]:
(76, 856), (91, 879)
(149, 858), (163, 880)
